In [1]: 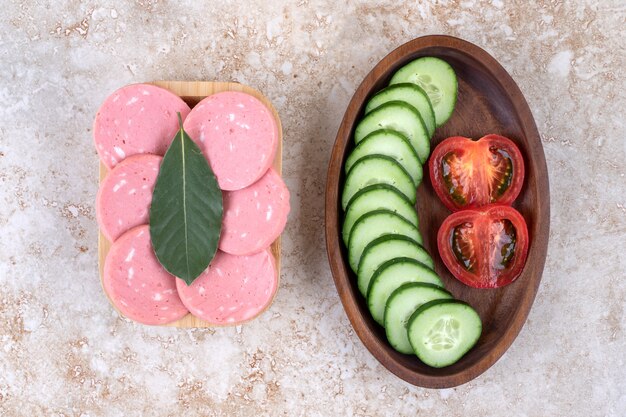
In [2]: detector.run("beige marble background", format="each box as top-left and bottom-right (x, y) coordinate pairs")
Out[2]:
(0, 0), (624, 416)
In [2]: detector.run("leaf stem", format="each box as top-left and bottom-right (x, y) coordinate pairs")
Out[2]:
(180, 122), (190, 278)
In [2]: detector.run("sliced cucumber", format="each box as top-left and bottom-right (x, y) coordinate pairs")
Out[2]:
(342, 184), (418, 245)
(347, 211), (422, 272)
(367, 257), (444, 325)
(389, 57), (458, 127)
(345, 130), (422, 186)
(407, 299), (482, 368)
(384, 283), (452, 354)
(354, 101), (430, 163)
(365, 84), (436, 138)
(356, 235), (434, 297)
(341, 155), (416, 211)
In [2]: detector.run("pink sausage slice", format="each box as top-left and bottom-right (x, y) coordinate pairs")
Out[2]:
(96, 154), (161, 242)
(175, 249), (277, 325)
(219, 168), (290, 255)
(183, 91), (278, 190)
(103, 225), (189, 325)
(94, 83), (190, 169)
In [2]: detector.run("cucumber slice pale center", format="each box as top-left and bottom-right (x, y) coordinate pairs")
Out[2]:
(425, 316), (461, 351)
(412, 74), (443, 107)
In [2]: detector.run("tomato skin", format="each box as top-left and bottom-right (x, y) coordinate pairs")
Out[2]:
(437, 204), (529, 289)
(429, 135), (525, 212)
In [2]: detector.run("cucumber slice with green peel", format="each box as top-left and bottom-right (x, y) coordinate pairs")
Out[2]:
(354, 101), (430, 163)
(407, 299), (482, 368)
(356, 235), (434, 297)
(348, 211), (423, 272)
(342, 185), (418, 245)
(390, 57), (458, 127)
(345, 130), (422, 186)
(367, 257), (444, 325)
(365, 84), (436, 138)
(384, 283), (453, 354)
(341, 155), (416, 211)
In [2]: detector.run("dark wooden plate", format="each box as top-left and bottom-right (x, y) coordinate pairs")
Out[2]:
(325, 35), (550, 388)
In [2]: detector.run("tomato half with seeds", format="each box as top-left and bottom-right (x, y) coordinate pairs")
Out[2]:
(437, 204), (529, 288)
(429, 134), (525, 211)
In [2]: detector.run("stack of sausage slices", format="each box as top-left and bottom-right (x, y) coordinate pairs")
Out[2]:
(94, 84), (289, 326)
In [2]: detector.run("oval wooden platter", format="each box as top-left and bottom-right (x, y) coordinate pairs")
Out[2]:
(98, 81), (283, 328)
(325, 35), (550, 388)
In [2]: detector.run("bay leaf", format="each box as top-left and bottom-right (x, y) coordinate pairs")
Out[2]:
(150, 113), (223, 285)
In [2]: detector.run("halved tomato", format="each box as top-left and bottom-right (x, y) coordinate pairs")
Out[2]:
(437, 204), (529, 288)
(429, 134), (525, 211)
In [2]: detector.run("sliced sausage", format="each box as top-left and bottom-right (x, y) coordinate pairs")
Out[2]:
(103, 225), (189, 325)
(175, 249), (278, 325)
(96, 154), (161, 242)
(219, 168), (290, 255)
(93, 83), (190, 169)
(183, 91), (278, 190)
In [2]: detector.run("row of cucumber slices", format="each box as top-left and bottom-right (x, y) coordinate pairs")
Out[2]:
(341, 57), (482, 368)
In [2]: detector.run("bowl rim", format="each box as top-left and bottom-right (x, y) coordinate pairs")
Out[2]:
(324, 34), (550, 388)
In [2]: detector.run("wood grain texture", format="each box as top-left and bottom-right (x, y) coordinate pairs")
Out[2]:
(325, 35), (550, 388)
(98, 81), (283, 328)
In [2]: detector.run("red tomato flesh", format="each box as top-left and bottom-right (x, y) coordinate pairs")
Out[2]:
(438, 204), (529, 288)
(430, 135), (525, 211)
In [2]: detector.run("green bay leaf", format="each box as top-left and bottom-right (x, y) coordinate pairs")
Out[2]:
(150, 113), (223, 285)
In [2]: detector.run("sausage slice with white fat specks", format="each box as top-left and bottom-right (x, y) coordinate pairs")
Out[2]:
(103, 225), (189, 325)
(96, 154), (161, 242)
(219, 168), (290, 256)
(93, 83), (190, 169)
(183, 91), (278, 190)
(175, 249), (278, 325)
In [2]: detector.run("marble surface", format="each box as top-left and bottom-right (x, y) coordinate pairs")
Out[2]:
(0, 0), (624, 415)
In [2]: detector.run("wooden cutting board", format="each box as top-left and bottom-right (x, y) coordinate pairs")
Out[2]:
(97, 81), (283, 328)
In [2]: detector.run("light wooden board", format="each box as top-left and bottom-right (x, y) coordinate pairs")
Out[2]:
(98, 81), (283, 328)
